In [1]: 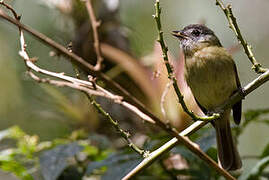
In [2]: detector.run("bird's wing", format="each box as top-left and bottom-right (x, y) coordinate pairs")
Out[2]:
(232, 63), (242, 125)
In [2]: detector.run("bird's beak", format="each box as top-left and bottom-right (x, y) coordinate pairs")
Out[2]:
(171, 31), (188, 39)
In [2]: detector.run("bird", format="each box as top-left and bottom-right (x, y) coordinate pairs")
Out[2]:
(172, 24), (242, 171)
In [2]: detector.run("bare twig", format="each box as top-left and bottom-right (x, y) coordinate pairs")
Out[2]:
(152, 1), (234, 178)
(2, 2), (269, 180)
(122, 68), (269, 179)
(84, 0), (103, 71)
(153, 0), (220, 122)
(0, 8), (163, 127)
(124, 1), (269, 178)
(0, 6), (234, 179)
(215, 0), (268, 74)
(67, 51), (147, 156)
(14, 20), (154, 125)
(0, 1), (20, 20)
(1, 1), (147, 156)
(87, 95), (148, 156)
(1, 8), (167, 126)
(27, 72), (112, 98)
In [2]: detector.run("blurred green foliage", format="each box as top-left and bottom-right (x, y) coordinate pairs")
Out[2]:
(0, 0), (269, 179)
(0, 108), (268, 179)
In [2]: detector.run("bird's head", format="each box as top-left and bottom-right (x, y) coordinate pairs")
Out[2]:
(172, 24), (221, 57)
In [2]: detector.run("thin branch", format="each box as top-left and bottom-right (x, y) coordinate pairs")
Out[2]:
(14, 20), (154, 125)
(122, 68), (269, 179)
(0, 4), (237, 180)
(153, 0), (220, 122)
(122, 120), (207, 180)
(215, 0), (268, 74)
(124, 1), (269, 179)
(2, 3), (269, 180)
(87, 95), (147, 156)
(0, 8), (163, 128)
(27, 72), (111, 98)
(1, 5), (234, 178)
(0, 1), (20, 20)
(67, 51), (147, 156)
(84, 0), (103, 71)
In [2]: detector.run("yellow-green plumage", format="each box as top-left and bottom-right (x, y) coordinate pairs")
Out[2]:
(185, 46), (242, 171)
(172, 24), (242, 171)
(184, 46), (237, 110)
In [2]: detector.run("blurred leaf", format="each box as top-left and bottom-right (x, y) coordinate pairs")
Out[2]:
(258, 119), (269, 126)
(243, 109), (269, 128)
(239, 156), (269, 180)
(172, 144), (219, 179)
(206, 147), (218, 162)
(102, 158), (140, 180)
(171, 146), (196, 162)
(0, 126), (25, 141)
(261, 144), (269, 158)
(39, 142), (83, 180)
(86, 151), (141, 179)
(235, 109), (269, 136)
(86, 161), (106, 175)
(0, 160), (33, 180)
(18, 135), (39, 158)
(88, 134), (111, 150)
(0, 126), (39, 158)
(196, 129), (216, 152)
(0, 126), (36, 179)
(83, 145), (99, 156)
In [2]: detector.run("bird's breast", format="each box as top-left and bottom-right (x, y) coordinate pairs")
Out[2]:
(184, 46), (237, 110)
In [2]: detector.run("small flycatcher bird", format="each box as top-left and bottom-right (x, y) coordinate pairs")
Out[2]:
(172, 24), (242, 171)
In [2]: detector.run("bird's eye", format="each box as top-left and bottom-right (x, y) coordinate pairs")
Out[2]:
(191, 29), (201, 36)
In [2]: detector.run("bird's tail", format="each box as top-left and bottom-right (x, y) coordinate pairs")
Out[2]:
(214, 110), (242, 171)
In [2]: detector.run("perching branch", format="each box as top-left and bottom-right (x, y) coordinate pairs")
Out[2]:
(87, 95), (147, 156)
(153, 0), (220, 122)
(83, 1), (143, 151)
(0, 8), (156, 123)
(1, 1), (145, 155)
(20, 25), (147, 157)
(67, 51), (146, 156)
(124, 0), (269, 179)
(215, 0), (268, 74)
(2, 2), (269, 180)
(84, 0), (103, 71)
(122, 68), (269, 180)
(0, 5), (235, 179)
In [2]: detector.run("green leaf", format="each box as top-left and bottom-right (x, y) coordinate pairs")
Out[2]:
(0, 160), (33, 180)
(0, 126), (25, 141)
(39, 142), (83, 180)
(239, 156), (269, 180)
(18, 135), (39, 158)
(83, 145), (99, 156)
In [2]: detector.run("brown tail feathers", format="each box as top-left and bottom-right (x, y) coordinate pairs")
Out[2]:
(213, 109), (242, 171)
